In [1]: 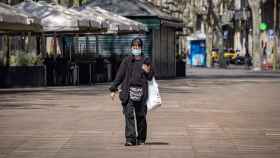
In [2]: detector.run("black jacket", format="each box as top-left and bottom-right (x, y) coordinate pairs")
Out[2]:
(109, 56), (154, 105)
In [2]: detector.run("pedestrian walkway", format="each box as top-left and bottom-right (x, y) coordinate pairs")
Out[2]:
(0, 78), (280, 158)
(186, 66), (280, 79)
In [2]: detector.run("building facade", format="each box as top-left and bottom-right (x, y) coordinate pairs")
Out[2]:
(147, 0), (280, 70)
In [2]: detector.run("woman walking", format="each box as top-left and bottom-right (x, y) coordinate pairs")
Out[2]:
(109, 38), (154, 146)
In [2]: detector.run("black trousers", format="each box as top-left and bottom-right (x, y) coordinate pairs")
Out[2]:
(123, 100), (147, 143)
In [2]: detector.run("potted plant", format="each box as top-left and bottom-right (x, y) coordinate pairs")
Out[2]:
(3, 51), (46, 87)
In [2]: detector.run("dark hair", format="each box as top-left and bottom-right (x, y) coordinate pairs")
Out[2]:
(131, 37), (143, 48)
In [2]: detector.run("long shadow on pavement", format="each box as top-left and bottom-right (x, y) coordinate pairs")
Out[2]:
(145, 142), (169, 146)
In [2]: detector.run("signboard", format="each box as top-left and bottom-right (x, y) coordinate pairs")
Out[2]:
(188, 40), (206, 66)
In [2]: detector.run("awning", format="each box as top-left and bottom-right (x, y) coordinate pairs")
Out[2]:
(77, 6), (148, 33)
(84, 0), (184, 28)
(0, 2), (41, 32)
(15, 1), (104, 33)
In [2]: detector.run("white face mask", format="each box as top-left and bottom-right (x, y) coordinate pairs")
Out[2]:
(131, 48), (142, 56)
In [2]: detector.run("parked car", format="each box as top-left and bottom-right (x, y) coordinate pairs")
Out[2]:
(211, 48), (238, 65)
(235, 55), (245, 65)
(224, 49), (238, 64)
(211, 48), (220, 65)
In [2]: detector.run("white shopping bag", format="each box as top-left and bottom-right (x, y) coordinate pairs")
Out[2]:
(147, 77), (162, 111)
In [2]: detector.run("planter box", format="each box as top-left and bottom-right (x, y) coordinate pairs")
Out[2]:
(0, 66), (46, 87)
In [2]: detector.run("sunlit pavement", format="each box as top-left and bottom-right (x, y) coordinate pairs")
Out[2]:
(1, 70), (280, 158)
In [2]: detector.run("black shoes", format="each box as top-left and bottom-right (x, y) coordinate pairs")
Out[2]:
(125, 141), (136, 146)
(124, 140), (145, 146)
(137, 141), (145, 145)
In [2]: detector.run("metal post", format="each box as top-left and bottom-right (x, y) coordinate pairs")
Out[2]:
(4, 35), (11, 87)
(27, 32), (32, 53)
(74, 34), (79, 54)
(53, 33), (57, 55)
(96, 35), (99, 56)
(42, 34), (46, 57)
(89, 63), (92, 85)
(6, 35), (10, 67)
(86, 35), (89, 54)
(69, 45), (72, 61)
(36, 34), (40, 55)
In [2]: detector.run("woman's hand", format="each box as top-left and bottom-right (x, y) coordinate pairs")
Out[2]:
(111, 92), (116, 100)
(142, 64), (151, 73)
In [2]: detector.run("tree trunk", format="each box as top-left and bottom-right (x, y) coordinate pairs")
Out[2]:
(248, 0), (262, 70)
(251, 9), (262, 70)
(206, 24), (213, 67)
(273, 0), (278, 70)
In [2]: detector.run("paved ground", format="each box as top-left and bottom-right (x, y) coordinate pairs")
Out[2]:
(186, 66), (280, 79)
(0, 69), (280, 158)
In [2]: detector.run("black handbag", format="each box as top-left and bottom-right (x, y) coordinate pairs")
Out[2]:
(129, 86), (143, 102)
